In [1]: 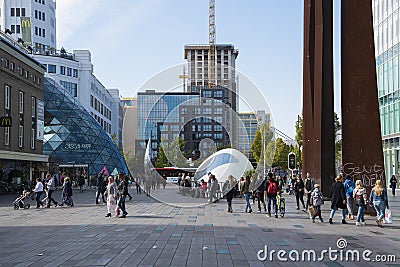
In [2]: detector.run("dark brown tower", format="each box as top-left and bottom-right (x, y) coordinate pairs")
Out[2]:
(341, 0), (386, 192)
(302, 0), (335, 196)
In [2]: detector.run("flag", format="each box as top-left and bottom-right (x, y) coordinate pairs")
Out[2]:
(111, 168), (119, 178)
(99, 166), (109, 176)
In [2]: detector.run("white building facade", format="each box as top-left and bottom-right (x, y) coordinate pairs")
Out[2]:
(0, 0), (56, 52)
(32, 50), (123, 148)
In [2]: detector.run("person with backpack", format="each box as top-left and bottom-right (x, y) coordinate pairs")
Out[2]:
(304, 173), (315, 210)
(264, 173), (279, 218)
(353, 180), (367, 226)
(311, 183), (324, 223)
(343, 175), (355, 220)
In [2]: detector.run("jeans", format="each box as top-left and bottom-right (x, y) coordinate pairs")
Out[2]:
(267, 196), (277, 215)
(296, 190), (305, 209)
(373, 200), (385, 220)
(346, 196), (354, 216)
(305, 192), (312, 209)
(244, 193), (251, 211)
(96, 190), (105, 204)
(392, 185), (396, 196)
(118, 195), (127, 215)
(356, 205), (365, 223)
(330, 207), (346, 219)
(35, 191), (43, 208)
(47, 189), (58, 207)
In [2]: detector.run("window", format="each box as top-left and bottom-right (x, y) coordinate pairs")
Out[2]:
(48, 64), (56, 73)
(19, 91), (24, 114)
(31, 128), (35, 149)
(11, 8), (15, 17)
(4, 85), (10, 110)
(16, 8), (20, 17)
(4, 127), (9, 146)
(31, 97), (36, 117)
(35, 26), (38, 35)
(90, 95), (94, 107)
(35, 10), (37, 19)
(16, 25), (20, 34)
(24, 70), (29, 78)
(38, 11), (41, 20)
(42, 29), (45, 37)
(10, 62), (14, 71)
(11, 25), (15, 33)
(42, 13), (45, 21)
(22, 8), (25, 17)
(18, 125), (23, 147)
(67, 67), (72, 76)
(73, 69), (78, 77)
(60, 66), (65, 75)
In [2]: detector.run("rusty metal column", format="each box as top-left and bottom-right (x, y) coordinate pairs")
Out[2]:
(302, 0), (335, 197)
(341, 0), (386, 196)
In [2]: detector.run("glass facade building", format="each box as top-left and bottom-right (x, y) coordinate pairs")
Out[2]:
(373, 0), (400, 181)
(43, 77), (128, 176)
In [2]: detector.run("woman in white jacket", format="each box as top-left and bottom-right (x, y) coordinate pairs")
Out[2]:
(105, 176), (117, 218)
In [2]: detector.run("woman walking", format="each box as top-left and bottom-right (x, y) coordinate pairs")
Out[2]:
(311, 184), (324, 223)
(105, 176), (117, 217)
(33, 178), (44, 208)
(241, 175), (252, 213)
(294, 175), (306, 210)
(328, 176), (347, 224)
(223, 175), (237, 213)
(390, 175), (397, 196)
(353, 180), (367, 226)
(369, 180), (389, 227)
(60, 174), (74, 207)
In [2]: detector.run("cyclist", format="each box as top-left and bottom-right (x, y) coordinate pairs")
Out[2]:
(264, 173), (279, 218)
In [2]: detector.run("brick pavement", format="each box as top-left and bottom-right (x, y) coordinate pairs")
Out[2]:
(0, 187), (399, 266)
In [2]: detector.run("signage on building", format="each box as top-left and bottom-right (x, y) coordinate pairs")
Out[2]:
(64, 143), (92, 150)
(0, 117), (12, 127)
(20, 17), (32, 46)
(37, 100), (44, 140)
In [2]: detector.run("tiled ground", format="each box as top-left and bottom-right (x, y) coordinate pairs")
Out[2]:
(0, 187), (399, 266)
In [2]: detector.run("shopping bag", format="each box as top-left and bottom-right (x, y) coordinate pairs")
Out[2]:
(308, 206), (316, 218)
(115, 205), (120, 217)
(384, 209), (393, 224)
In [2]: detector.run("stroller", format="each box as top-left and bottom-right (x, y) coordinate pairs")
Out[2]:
(13, 190), (33, 210)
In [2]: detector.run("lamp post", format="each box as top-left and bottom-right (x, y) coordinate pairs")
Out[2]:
(263, 125), (266, 179)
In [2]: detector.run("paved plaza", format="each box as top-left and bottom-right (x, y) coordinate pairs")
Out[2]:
(0, 186), (399, 267)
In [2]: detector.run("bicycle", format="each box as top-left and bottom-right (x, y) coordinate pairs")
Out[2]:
(276, 192), (285, 217)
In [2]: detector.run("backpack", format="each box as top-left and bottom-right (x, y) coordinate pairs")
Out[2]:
(267, 181), (278, 195)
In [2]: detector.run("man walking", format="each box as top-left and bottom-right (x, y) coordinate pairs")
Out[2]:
(304, 173), (314, 210)
(96, 175), (106, 204)
(265, 173), (279, 218)
(343, 175), (355, 220)
(117, 173), (128, 218)
(45, 174), (58, 208)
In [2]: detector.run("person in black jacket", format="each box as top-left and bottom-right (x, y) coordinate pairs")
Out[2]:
(294, 175), (306, 210)
(255, 174), (266, 213)
(329, 176), (347, 224)
(390, 175), (397, 196)
(117, 173), (128, 218)
(60, 174), (73, 207)
(96, 175), (106, 204)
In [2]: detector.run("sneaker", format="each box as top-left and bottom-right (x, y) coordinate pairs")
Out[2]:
(375, 219), (380, 226)
(258, 209), (261, 213)
(355, 222), (361, 226)
(320, 218), (324, 223)
(329, 218), (333, 224)
(296, 207), (300, 210)
(248, 209), (252, 213)
(312, 219), (315, 223)
(342, 219), (348, 224)
(266, 214), (271, 217)
(119, 214), (126, 218)
(275, 214), (278, 218)
(361, 221), (366, 226)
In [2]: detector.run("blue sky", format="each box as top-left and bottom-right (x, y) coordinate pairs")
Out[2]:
(57, 0), (342, 138)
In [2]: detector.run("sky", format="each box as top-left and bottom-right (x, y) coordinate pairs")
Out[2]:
(56, 0), (342, 139)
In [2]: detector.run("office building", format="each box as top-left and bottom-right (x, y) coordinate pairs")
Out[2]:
(0, 0), (57, 53)
(122, 98), (137, 158)
(373, 0), (400, 182)
(0, 34), (48, 181)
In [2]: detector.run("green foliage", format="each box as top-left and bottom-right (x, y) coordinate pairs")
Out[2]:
(250, 124), (275, 166)
(154, 145), (170, 168)
(272, 138), (292, 169)
(244, 169), (255, 179)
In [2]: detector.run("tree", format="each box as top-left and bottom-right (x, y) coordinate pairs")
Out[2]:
(250, 124), (275, 168)
(272, 138), (292, 169)
(295, 115), (303, 167)
(154, 145), (170, 168)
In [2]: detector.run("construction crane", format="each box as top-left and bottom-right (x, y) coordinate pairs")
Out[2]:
(209, 0), (216, 88)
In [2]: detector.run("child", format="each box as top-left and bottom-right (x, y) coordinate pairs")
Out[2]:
(311, 183), (324, 223)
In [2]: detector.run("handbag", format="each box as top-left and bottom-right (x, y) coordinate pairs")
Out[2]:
(384, 209), (393, 224)
(354, 194), (365, 206)
(308, 206), (316, 218)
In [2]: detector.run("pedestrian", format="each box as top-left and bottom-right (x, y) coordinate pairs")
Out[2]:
(78, 174), (85, 192)
(125, 175), (133, 201)
(33, 178), (44, 208)
(328, 175), (347, 224)
(369, 180), (389, 227)
(353, 180), (367, 226)
(390, 175), (397, 196)
(222, 175), (237, 213)
(135, 178), (141, 194)
(96, 175), (106, 204)
(60, 175), (74, 207)
(45, 174), (58, 208)
(304, 173), (314, 210)
(209, 175), (219, 203)
(117, 173), (128, 218)
(105, 176), (117, 217)
(241, 175), (252, 213)
(145, 176), (151, 196)
(255, 175), (266, 213)
(265, 173), (279, 218)
(294, 175), (306, 210)
(311, 184), (324, 223)
(343, 175), (355, 220)
(162, 175), (167, 189)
